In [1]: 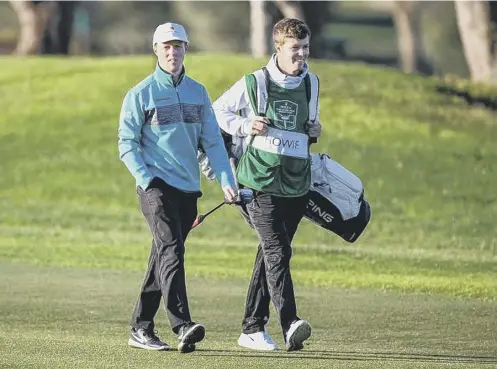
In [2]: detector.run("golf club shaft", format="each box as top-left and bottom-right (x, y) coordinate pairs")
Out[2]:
(191, 201), (226, 229)
(203, 201), (226, 217)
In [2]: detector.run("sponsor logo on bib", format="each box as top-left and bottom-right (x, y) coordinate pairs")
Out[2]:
(273, 100), (298, 130)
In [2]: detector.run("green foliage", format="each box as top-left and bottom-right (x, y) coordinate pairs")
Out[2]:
(85, 1), (251, 54)
(420, 2), (468, 78)
(326, 1), (469, 78)
(0, 2), (17, 31)
(0, 55), (496, 299)
(324, 23), (398, 59)
(171, 1), (250, 53)
(88, 2), (174, 54)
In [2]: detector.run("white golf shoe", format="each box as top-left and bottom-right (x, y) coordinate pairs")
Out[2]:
(286, 319), (312, 351)
(238, 331), (280, 351)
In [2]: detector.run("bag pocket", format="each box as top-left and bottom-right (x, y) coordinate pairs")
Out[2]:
(310, 153), (363, 220)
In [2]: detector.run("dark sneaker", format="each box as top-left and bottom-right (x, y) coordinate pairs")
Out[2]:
(177, 322), (205, 353)
(285, 320), (312, 352)
(128, 328), (170, 351)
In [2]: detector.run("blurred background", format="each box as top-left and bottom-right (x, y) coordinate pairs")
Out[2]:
(1, 0), (496, 86)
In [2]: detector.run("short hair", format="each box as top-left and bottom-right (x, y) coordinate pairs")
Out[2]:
(272, 18), (311, 45)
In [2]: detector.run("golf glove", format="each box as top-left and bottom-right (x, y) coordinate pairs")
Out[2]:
(306, 120), (322, 139)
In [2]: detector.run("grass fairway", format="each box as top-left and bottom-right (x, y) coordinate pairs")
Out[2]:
(0, 55), (496, 367)
(1, 262), (496, 369)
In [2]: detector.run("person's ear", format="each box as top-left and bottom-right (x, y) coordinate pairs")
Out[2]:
(185, 43), (189, 52)
(153, 44), (158, 57)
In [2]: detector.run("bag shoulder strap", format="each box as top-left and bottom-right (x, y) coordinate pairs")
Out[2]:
(252, 67), (270, 116)
(305, 72), (319, 123)
(243, 68), (270, 146)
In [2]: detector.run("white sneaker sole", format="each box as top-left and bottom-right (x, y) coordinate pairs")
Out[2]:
(237, 335), (280, 351)
(128, 338), (170, 351)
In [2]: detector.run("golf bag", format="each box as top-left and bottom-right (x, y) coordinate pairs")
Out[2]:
(305, 153), (371, 243)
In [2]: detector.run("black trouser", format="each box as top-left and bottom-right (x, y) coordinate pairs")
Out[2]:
(243, 192), (308, 339)
(130, 177), (199, 334)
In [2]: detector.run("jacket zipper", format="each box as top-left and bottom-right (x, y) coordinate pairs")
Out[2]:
(175, 87), (183, 118)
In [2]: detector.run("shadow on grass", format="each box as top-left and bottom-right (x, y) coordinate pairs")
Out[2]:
(195, 348), (497, 365)
(436, 85), (497, 112)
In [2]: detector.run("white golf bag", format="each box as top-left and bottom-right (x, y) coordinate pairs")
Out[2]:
(305, 153), (371, 243)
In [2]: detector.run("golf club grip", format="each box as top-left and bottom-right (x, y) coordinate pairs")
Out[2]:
(191, 201), (225, 229)
(191, 214), (205, 229)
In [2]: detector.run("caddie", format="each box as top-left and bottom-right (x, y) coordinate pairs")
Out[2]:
(212, 18), (322, 352)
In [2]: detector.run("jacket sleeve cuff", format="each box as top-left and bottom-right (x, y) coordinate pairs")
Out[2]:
(239, 118), (253, 137)
(137, 173), (154, 191)
(218, 171), (237, 189)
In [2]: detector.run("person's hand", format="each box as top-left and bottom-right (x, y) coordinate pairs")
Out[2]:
(306, 120), (322, 138)
(223, 185), (238, 204)
(251, 116), (270, 135)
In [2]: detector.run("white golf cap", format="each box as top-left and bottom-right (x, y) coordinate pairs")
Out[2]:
(153, 22), (189, 46)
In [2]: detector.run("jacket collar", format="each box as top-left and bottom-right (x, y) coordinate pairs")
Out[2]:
(264, 54), (308, 89)
(153, 63), (185, 87)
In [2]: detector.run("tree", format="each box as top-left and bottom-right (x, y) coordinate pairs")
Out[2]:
(274, 0), (304, 20)
(42, 1), (76, 55)
(299, 1), (334, 58)
(419, 1), (468, 77)
(250, 0), (304, 58)
(10, 1), (55, 55)
(392, 0), (424, 73)
(250, 1), (332, 58)
(454, 0), (497, 84)
(250, 0), (271, 57)
(172, 1), (249, 54)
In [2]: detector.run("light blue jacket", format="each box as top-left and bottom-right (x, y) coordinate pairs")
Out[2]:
(118, 64), (236, 192)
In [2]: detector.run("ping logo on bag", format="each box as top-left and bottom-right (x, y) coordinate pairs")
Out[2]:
(308, 199), (334, 223)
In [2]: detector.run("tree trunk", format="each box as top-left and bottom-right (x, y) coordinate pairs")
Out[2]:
(300, 1), (335, 59)
(10, 1), (55, 55)
(274, 1), (305, 20)
(490, 1), (497, 24)
(454, 0), (496, 84)
(392, 1), (423, 73)
(250, 0), (271, 57)
(42, 1), (76, 54)
(10, 0), (41, 55)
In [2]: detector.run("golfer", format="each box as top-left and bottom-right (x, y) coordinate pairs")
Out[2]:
(118, 22), (237, 353)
